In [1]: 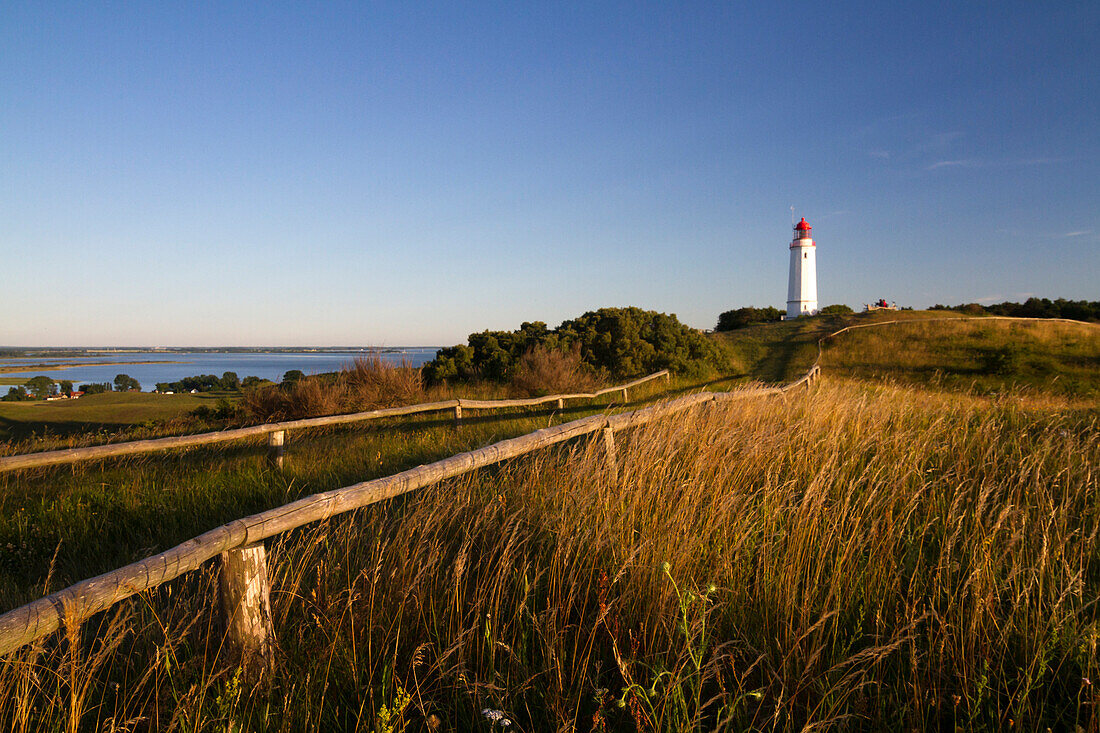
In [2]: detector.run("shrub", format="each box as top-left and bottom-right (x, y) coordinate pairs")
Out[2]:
(511, 343), (598, 397)
(343, 356), (425, 408)
(239, 357), (426, 422)
(818, 304), (854, 315)
(715, 306), (784, 331)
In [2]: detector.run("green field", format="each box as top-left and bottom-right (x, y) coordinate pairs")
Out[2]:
(0, 390), (227, 443)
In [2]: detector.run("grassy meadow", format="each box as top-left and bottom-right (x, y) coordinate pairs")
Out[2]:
(712, 309), (973, 383)
(0, 391), (226, 444)
(0, 314), (1097, 730)
(820, 317), (1099, 397)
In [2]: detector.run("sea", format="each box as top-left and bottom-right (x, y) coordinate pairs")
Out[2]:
(0, 349), (440, 391)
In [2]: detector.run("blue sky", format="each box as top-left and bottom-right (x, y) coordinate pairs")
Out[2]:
(2, 1), (1097, 346)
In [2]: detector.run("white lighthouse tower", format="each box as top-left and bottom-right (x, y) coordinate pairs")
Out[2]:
(786, 217), (818, 318)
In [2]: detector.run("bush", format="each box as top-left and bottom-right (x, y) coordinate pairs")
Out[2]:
(239, 357), (425, 422)
(190, 397), (242, 421)
(715, 306), (783, 331)
(819, 304), (854, 315)
(511, 343), (598, 397)
(343, 356), (425, 408)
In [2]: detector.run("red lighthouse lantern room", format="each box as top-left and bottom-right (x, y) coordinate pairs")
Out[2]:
(794, 217), (812, 240)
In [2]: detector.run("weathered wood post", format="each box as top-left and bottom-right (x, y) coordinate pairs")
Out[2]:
(620, 388), (629, 403)
(454, 403), (463, 426)
(556, 398), (564, 410)
(601, 425), (618, 484)
(220, 542), (275, 675)
(664, 372), (671, 383)
(267, 430), (286, 469)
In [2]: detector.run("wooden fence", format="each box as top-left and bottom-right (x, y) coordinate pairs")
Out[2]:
(0, 370), (670, 474)
(0, 365), (819, 660)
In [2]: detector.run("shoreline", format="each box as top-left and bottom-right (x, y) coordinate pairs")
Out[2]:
(0, 360), (189, 376)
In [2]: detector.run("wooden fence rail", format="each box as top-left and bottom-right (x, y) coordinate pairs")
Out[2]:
(0, 367), (820, 659)
(0, 370), (670, 474)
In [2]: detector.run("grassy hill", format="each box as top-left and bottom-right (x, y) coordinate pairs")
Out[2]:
(710, 309), (968, 383)
(820, 316), (1099, 396)
(713, 310), (1099, 396)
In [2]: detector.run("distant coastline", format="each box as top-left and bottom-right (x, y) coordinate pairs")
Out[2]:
(0, 360), (188, 374)
(0, 348), (442, 389)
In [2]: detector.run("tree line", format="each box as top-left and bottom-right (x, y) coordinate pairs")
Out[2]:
(2, 374), (142, 401)
(929, 297), (1099, 321)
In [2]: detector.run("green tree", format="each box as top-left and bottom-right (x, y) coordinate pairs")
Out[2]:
(24, 375), (57, 398)
(113, 374), (141, 392)
(80, 383), (110, 395)
(282, 370), (305, 385)
(59, 380), (74, 396)
(220, 371), (241, 390)
(2, 386), (29, 401)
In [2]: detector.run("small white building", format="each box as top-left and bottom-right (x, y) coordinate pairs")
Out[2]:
(786, 218), (818, 318)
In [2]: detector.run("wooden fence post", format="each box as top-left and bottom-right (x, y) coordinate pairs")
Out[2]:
(601, 426), (619, 484)
(454, 404), (462, 425)
(620, 388), (629, 402)
(219, 542), (275, 676)
(556, 398), (564, 410)
(267, 430), (285, 469)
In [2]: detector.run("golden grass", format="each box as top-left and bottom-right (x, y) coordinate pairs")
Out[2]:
(239, 356), (429, 422)
(2, 379), (1097, 730)
(820, 317), (1100, 398)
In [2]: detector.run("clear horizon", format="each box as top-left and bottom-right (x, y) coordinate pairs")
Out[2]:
(3, 2), (1097, 347)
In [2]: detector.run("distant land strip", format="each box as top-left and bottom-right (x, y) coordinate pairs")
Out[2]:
(0, 360), (188, 375)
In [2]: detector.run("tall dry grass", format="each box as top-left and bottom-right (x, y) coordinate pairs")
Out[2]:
(2, 379), (1097, 731)
(240, 356), (427, 422)
(511, 343), (599, 397)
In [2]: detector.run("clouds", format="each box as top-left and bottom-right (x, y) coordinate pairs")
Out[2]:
(856, 115), (1073, 174)
(926, 159), (978, 170)
(926, 156), (1070, 172)
(859, 123), (967, 169)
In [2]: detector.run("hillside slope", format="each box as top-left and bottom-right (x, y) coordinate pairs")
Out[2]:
(711, 310), (971, 383)
(712, 311), (1098, 396)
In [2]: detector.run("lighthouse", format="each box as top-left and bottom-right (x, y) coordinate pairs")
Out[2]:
(786, 217), (818, 318)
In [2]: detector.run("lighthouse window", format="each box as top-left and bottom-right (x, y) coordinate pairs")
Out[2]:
(803, 252), (808, 259)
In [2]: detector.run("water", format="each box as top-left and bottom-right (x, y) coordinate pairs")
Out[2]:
(0, 349), (440, 390)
